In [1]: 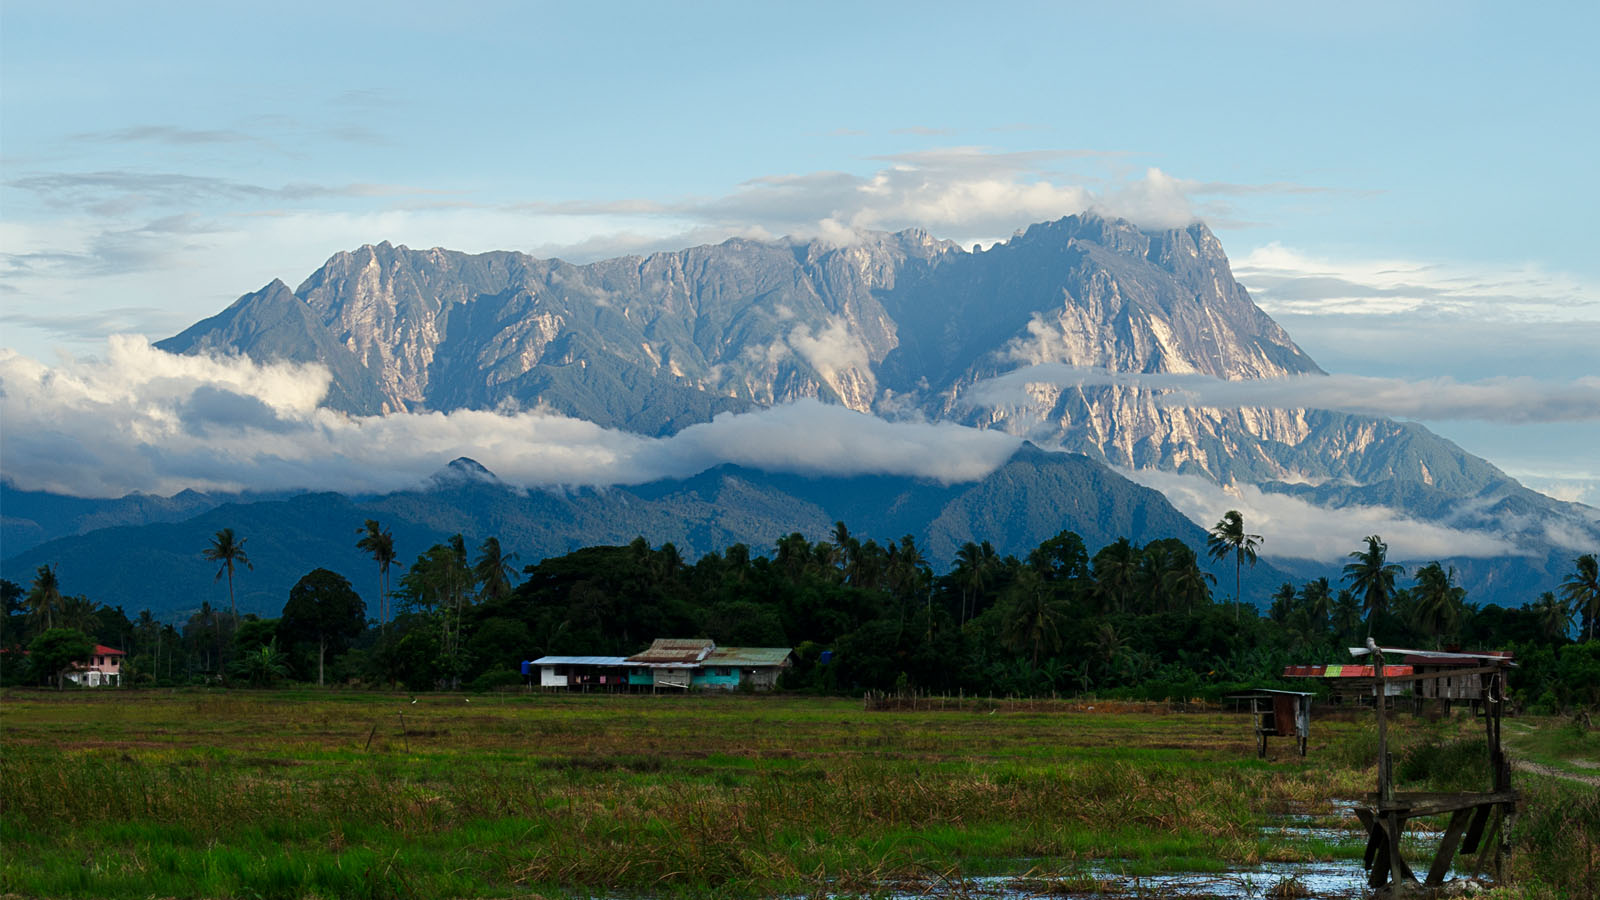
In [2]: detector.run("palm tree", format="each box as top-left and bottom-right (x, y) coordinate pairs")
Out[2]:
(57, 595), (101, 634)
(473, 536), (520, 604)
(1559, 553), (1599, 642)
(1331, 588), (1363, 641)
(1529, 591), (1574, 643)
(1089, 621), (1128, 681)
(1206, 510), (1262, 620)
(953, 540), (999, 624)
(1299, 577), (1334, 633)
(356, 520), (396, 628)
(1342, 534), (1403, 639)
(1410, 562), (1466, 648)
(1269, 582), (1298, 625)
(1092, 538), (1138, 615)
(202, 528), (252, 624)
(25, 564), (64, 632)
(1003, 569), (1067, 667)
(1134, 543), (1183, 614)
(1166, 557), (1216, 615)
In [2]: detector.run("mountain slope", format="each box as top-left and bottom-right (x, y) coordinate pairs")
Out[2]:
(145, 213), (1598, 603)
(1, 447), (1263, 620)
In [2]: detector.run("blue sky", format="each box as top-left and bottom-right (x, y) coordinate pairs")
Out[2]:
(2, 1), (1597, 502)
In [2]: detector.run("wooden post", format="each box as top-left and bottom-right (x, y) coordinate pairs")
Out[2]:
(1425, 808), (1472, 886)
(1373, 641), (1392, 804)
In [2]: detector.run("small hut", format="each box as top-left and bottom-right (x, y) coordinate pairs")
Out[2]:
(1227, 689), (1312, 757)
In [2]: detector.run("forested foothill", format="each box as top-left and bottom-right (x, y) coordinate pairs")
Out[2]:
(3, 524), (1597, 714)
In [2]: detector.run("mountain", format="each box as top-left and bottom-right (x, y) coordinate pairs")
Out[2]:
(1, 483), (233, 557)
(1, 446), (1273, 621)
(129, 212), (1597, 601)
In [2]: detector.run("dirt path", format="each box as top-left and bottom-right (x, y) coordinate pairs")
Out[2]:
(1513, 758), (1600, 787)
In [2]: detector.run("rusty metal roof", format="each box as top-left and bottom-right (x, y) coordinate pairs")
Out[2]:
(705, 647), (793, 667)
(627, 638), (715, 665)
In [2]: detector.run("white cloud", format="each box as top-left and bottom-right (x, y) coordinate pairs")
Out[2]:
(963, 364), (1600, 425)
(520, 152), (1250, 254)
(0, 338), (1021, 498)
(1, 149), (1329, 361)
(1234, 243), (1599, 324)
(1122, 467), (1522, 562)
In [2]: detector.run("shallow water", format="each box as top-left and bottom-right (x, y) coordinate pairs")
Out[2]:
(854, 804), (1484, 899)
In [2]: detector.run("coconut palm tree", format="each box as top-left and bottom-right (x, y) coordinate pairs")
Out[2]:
(473, 536), (520, 604)
(1206, 510), (1262, 620)
(202, 528), (251, 624)
(1092, 538), (1138, 615)
(25, 564), (64, 633)
(953, 540), (1000, 624)
(1331, 589), (1363, 641)
(1299, 577), (1334, 633)
(1342, 535), (1403, 639)
(1090, 621), (1128, 680)
(1004, 569), (1067, 668)
(1269, 582), (1298, 625)
(1529, 591), (1574, 643)
(1410, 562), (1466, 647)
(356, 520), (396, 628)
(1559, 553), (1599, 642)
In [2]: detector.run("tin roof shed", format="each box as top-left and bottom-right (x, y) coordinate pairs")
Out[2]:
(627, 638), (715, 665)
(706, 647), (793, 667)
(529, 656), (630, 667)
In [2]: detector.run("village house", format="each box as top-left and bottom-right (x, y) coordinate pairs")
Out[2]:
(66, 645), (126, 687)
(525, 638), (793, 692)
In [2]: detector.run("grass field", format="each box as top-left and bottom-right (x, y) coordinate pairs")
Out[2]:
(1, 689), (1595, 898)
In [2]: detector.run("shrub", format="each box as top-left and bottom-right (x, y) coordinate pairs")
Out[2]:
(468, 668), (525, 693)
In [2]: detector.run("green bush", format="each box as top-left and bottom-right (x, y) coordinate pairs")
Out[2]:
(468, 668), (525, 693)
(1397, 734), (1490, 792)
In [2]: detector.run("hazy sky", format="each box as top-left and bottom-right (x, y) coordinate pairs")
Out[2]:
(2, 1), (1596, 503)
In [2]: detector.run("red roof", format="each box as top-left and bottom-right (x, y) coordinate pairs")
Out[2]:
(95, 645), (126, 656)
(1282, 664), (1413, 678)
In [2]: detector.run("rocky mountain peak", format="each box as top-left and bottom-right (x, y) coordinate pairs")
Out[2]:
(430, 456), (501, 488)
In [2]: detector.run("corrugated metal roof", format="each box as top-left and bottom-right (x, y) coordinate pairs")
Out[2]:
(1282, 664), (1414, 678)
(1400, 650), (1515, 666)
(706, 647), (793, 667)
(628, 638), (715, 664)
(1226, 689), (1314, 698)
(529, 656), (631, 667)
(1348, 646), (1514, 663)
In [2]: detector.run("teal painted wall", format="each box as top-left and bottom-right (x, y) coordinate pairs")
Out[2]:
(692, 667), (741, 687)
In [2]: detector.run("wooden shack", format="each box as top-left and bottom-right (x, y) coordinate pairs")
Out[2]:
(1283, 648), (1514, 714)
(1349, 641), (1517, 894)
(1227, 689), (1312, 757)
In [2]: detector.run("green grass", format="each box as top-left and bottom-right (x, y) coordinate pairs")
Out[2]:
(1505, 715), (1600, 777)
(0, 690), (1591, 898)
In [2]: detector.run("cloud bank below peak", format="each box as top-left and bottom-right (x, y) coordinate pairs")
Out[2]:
(0, 338), (1022, 499)
(1122, 468), (1523, 563)
(964, 365), (1600, 426)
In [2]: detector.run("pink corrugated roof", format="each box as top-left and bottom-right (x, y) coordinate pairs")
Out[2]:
(1282, 664), (1413, 678)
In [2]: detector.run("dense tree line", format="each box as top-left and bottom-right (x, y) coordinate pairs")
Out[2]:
(3, 523), (1597, 712)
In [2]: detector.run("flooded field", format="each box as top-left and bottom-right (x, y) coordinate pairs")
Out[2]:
(0, 691), (1586, 898)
